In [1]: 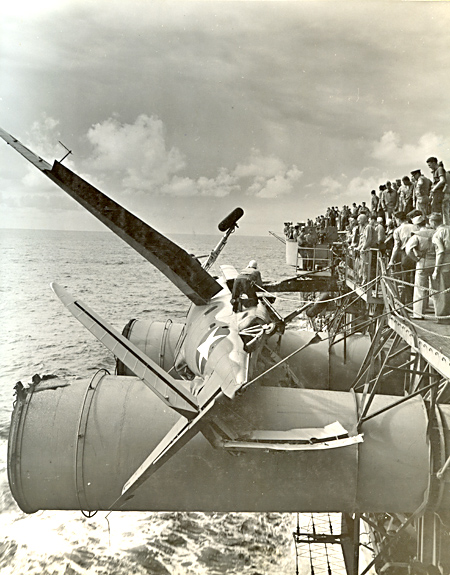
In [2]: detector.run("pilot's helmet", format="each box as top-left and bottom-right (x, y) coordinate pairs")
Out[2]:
(248, 260), (258, 269)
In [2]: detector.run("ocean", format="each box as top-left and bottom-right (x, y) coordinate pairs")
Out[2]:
(0, 228), (306, 575)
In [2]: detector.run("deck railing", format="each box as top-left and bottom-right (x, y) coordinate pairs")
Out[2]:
(286, 240), (333, 273)
(286, 238), (387, 304)
(343, 247), (385, 303)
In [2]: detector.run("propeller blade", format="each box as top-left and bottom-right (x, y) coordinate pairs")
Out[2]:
(0, 127), (222, 305)
(51, 282), (199, 419)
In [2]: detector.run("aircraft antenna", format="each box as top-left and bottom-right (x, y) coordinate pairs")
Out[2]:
(58, 140), (72, 163)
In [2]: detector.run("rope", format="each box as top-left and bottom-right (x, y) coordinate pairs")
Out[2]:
(316, 287), (450, 344)
(262, 268), (450, 333)
(384, 274), (450, 321)
(258, 250), (450, 338)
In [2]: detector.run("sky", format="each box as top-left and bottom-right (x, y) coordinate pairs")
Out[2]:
(1, 0), (450, 236)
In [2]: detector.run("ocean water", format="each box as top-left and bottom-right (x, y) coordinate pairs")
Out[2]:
(0, 228), (307, 575)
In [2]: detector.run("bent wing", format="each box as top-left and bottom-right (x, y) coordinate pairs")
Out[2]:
(113, 400), (217, 508)
(0, 127), (222, 305)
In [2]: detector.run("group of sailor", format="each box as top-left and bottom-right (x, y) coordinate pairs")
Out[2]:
(346, 211), (450, 325)
(282, 156), (450, 325)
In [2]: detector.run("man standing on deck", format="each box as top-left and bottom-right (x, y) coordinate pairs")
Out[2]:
(231, 260), (263, 313)
(430, 214), (450, 325)
(375, 217), (386, 253)
(387, 211), (418, 305)
(370, 190), (379, 216)
(377, 185), (386, 220)
(427, 157), (447, 217)
(405, 215), (435, 319)
(411, 169), (431, 216)
(381, 183), (398, 221)
(398, 176), (414, 215)
(356, 214), (375, 284)
(359, 202), (370, 217)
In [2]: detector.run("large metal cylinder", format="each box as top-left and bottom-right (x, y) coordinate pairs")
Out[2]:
(328, 334), (373, 391)
(117, 319), (185, 377)
(268, 331), (371, 391)
(8, 372), (450, 514)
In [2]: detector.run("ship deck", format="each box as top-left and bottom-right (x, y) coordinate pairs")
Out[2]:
(388, 314), (450, 379)
(343, 250), (450, 380)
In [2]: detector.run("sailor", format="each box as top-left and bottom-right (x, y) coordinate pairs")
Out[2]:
(355, 213), (375, 284)
(375, 217), (386, 253)
(429, 213), (450, 325)
(405, 215), (435, 319)
(387, 211), (418, 305)
(411, 169), (431, 216)
(427, 157), (447, 217)
(231, 260), (263, 313)
(381, 182), (398, 221)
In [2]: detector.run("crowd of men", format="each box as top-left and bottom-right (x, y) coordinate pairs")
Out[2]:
(283, 157), (450, 325)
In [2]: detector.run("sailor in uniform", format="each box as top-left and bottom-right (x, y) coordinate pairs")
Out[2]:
(231, 260), (262, 313)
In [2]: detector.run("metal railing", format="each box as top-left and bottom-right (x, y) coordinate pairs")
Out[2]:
(296, 245), (332, 273)
(343, 248), (384, 302)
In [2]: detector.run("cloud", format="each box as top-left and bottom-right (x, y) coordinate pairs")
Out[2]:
(233, 150), (288, 180)
(0, 191), (19, 208)
(317, 171), (384, 206)
(234, 149), (303, 199)
(87, 114), (240, 197)
(247, 167), (303, 199)
(85, 116), (302, 200)
(4, 114), (303, 210)
(18, 114), (64, 192)
(86, 114), (240, 197)
(196, 169), (240, 198)
(87, 114), (186, 188)
(372, 131), (450, 166)
(0, 115), (83, 212)
(87, 114), (239, 197)
(319, 176), (342, 196)
(344, 176), (380, 200)
(28, 114), (62, 155)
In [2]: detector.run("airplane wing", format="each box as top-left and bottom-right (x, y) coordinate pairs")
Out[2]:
(0, 127), (52, 171)
(219, 264), (239, 281)
(114, 413), (364, 507)
(113, 399), (218, 508)
(0, 127), (222, 306)
(51, 282), (199, 419)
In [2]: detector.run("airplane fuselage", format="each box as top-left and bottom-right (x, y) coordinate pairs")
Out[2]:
(176, 279), (272, 402)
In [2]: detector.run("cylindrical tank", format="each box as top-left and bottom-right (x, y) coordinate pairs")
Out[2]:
(267, 330), (371, 391)
(286, 240), (298, 266)
(8, 372), (449, 514)
(329, 333), (373, 391)
(116, 319), (185, 377)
